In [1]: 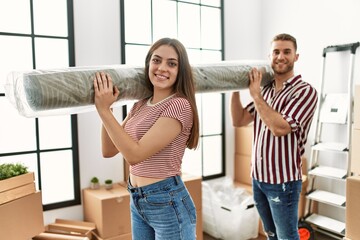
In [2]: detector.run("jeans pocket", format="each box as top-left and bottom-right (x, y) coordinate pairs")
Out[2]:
(144, 192), (172, 206)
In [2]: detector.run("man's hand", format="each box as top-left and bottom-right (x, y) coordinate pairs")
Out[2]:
(248, 67), (262, 100)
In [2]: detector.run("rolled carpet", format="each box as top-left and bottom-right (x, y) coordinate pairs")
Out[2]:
(5, 60), (273, 117)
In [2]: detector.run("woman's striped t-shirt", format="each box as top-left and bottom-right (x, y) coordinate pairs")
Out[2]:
(124, 94), (193, 178)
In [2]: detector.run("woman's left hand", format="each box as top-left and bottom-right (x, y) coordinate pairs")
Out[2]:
(93, 72), (120, 110)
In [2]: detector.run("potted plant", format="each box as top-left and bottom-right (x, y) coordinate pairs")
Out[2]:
(90, 177), (100, 189)
(104, 179), (113, 190)
(0, 163), (28, 180)
(0, 163), (33, 194)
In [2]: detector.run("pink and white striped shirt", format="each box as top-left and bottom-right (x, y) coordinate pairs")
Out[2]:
(124, 94), (193, 178)
(245, 75), (318, 184)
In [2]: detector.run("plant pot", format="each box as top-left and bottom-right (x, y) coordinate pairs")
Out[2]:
(90, 182), (100, 190)
(105, 183), (113, 190)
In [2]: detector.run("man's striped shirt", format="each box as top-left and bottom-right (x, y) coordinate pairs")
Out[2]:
(245, 74), (318, 184)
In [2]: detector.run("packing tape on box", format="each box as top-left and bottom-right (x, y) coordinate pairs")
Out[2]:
(4, 60), (273, 117)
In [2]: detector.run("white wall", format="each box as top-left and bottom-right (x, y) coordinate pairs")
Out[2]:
(44, 0), (360, 224)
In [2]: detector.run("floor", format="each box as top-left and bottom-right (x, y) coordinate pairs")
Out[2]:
(203, 231), (338, 240)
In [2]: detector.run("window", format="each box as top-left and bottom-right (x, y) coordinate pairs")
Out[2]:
(0, 0), (80, 210)
(120, 0), (224, 179)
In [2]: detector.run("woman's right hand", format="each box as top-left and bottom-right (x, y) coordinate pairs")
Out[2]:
(93, 72), (120, 111)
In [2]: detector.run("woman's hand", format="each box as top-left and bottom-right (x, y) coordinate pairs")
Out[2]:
(93, 72), (120, 111)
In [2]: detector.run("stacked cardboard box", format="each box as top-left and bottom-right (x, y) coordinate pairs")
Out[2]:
(234, 126), (309, 236)
(345, 176), (360, 240)
(83, 183), (131, 240)
(346, 85), (360, 240)
(33, 219), (96, 240)
(0, 172), (36, 204)
(351, 85), (360, 174)
(0, 172), (44, 240)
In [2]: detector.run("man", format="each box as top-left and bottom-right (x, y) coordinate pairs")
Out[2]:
(230, 33), (318, 240)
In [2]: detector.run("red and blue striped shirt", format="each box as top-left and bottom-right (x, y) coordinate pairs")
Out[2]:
(245, 75), (318, 184)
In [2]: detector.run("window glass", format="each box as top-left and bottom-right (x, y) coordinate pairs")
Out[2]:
(0, 98), (37, 153)
(124, 0), (151, 44)
(40, 150), (75, 205)
(183, 143), (202, 176)
(201, 93), (222, 135)
(181, 0), (200, 3)
(152, 0), (177, 41)
(33, 0), (68, 37)
(186, 49), (202, 64)
(201, 6), (221, 50)
(178, 3), (201, 48)
(39, 115), (72, 150)
(201, 0), (221, 7)
(200, 50), (222, 63)
(203, 135), (222, 176)
(35, 38), (69, 68)
(0, 0), (31, 34)
(125, 44), (149, 65)
(0, 36), (33, 93)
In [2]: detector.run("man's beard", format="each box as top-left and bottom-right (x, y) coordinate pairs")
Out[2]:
(272, 61), (294, 75)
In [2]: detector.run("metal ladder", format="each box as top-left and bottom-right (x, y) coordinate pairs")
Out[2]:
(304, 42), (360, 239)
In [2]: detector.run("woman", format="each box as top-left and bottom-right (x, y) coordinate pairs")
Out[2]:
(93, 38), (199, 240)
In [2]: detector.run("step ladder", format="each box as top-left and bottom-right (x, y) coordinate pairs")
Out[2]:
(304, 42), (359, 240)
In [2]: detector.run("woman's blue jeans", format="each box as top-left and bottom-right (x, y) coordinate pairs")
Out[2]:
(127, 175), (197, 240)
(252, 179), (302, 240)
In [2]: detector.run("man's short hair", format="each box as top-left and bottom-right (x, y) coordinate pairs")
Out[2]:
(272, 33), (297, 51)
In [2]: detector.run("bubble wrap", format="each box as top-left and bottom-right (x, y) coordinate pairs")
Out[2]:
(5, 60), (273, 117)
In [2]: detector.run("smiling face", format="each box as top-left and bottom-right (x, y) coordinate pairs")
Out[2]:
(148, 45), (179, 94)
(270, 40), (299, 79)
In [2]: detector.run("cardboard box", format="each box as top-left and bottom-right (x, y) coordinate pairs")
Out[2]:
(0, 191), (44, 240)
(298, 175), (308, 219)
(0, 172), (35, 192)
(354, 85), (360, 129)
(46, 219), (96, 239)
(235, 126), (253, 156)
(33, 232), (90, 240)
(351, 128), (360, 175)
(346, 176), (360, 240)
(182, 173), (202, 211)
(196, 209), (203, 240)
(83, 183), (131, 238)
(234, 153), (252, 185)
(0, 182), (36, 205)
(92, 231), (132, 240)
